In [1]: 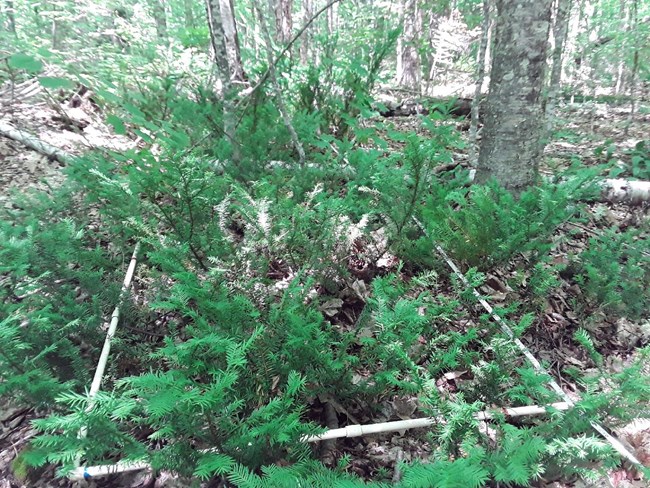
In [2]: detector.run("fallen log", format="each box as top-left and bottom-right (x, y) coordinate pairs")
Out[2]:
(601, 178), (650, 205)
(0, 121), (74, 165)
(376, 96), (483, 118)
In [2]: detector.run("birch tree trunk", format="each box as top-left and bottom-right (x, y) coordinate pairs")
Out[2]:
(476, 0), (553, 192)
(545, 0), (572, 135)
(396, 0), (421, 91)
(218, 0), (246, 83)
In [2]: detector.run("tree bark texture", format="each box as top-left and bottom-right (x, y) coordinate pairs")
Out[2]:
(545, 0), (572, 135)
(396, 0), (421, 91)
(273, 0), (293, 43)
(476, 0), (553, 192)
(206, 0), (230, 90)
(218, 0), (246, 83)
(205, 0), (240, 162)
(469, 0), (491, 167)
(327, 0), (338, 33)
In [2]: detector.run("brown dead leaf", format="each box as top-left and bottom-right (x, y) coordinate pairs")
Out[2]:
(350, 279), (369, 301)
(319, 298), (344, 317)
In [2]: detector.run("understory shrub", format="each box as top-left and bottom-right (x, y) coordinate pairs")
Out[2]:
(0, 191), (126, 405)
(573, 227), (650, 320)
(1, 69), (648, 488)
(419, 179), (584, 270)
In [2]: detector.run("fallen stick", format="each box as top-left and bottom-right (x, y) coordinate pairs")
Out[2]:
(69, 401), (571, 480)
(0, 121), (74, 165)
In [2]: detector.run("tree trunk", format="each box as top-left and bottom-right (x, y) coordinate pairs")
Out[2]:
(184, 0), (195, 30)
(254, 1), (306, 165)
(150, 0), (168, 45)
(273, 0), (293, 44)
(4, 0), (16, 35)
(562, 0), (582, 85)
(476, 0), (553, 192)
(300, 0), (312, 64)
(396, 0), (421, 91)
(623, 0), (639, 136)
(327, 0), (338, 34)
(205, 0), (240, 162)
(48, 0), (62, 50)
(218, 0), (246, 83)
(469, 0), (491, 167)
(613, 0), (627, 95)
(545, 0), (572, 135)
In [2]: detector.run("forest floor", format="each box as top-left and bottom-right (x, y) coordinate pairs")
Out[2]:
(0, 94), (649, 488)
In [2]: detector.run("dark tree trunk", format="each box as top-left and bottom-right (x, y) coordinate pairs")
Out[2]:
(184, 0), (195, 29)
(299, 0), (312, 64)
(273, 0), (293, 43)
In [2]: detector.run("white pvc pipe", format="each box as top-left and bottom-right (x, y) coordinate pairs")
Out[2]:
(301, 402), (570, 442)
(77, 242), (141, 443)
(69, 460), (151, 481)
(415, 220), (644, 469)
(69, 401), (571, 480)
